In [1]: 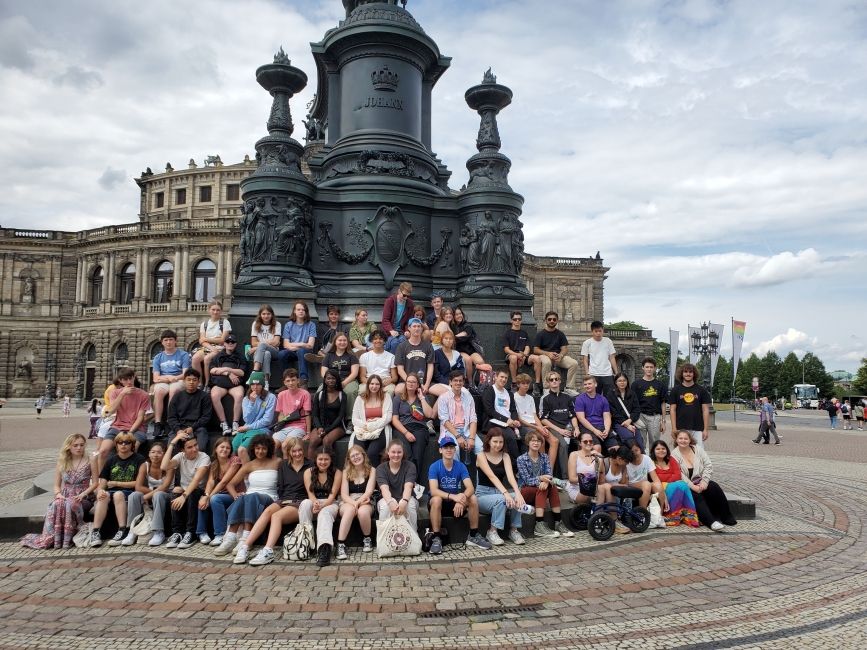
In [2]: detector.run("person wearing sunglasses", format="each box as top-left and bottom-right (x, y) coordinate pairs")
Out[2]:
(539, 372), (577, 479)
(502, 311), (542, 395)
(532, 311), (579, 392)
(382, 282), (415, 354)
(90, 433), (145, 547)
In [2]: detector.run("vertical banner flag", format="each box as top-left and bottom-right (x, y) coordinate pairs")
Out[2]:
(669, 329), (679, 389)
(732, 319), (746, 381)
(687, 326), (700, 365)
(709, 323), (725, 388)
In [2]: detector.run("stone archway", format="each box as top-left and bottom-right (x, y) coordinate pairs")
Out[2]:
(616, 353), (636, 382)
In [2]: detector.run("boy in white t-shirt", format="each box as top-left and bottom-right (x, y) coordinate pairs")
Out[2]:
(580, 320), (617, 394)
(161, 433), (211, 548)
(192, 300), (232, 387)
(358, 330), (398, 396)
(512, 373), (559, 468)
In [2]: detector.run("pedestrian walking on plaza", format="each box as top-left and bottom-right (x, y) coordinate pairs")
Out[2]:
(35, 395), (45, 418)
(62, 395), (71, 418)
(753, 396), (780, 445)
(826, 398), (840, 430)
(87, 399), (101, 438)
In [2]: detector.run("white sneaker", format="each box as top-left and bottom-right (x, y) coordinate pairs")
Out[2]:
(178, 532), (195, 549)
(336, 543), (348, 560)
(213, 534), (238, 556)
(148, 531), (165, 546)
(121, 531), (138, 546)
(362, 536), (373, 553)
(555, 522), (575, 538)
(210, 535), (223, 547)
(220, 422), (231, 435)
(232, 421), (240, 433)
(710, 521), (725, 532)
(107, 530), (125, 547)
(248, 547), (275, 566)
(233, 543), (250, 564)
(198, 533), (212, 545)
(413, 483), (425, 500)
(264, 381), (270, 392)
(165, 533), (182, 548)
(508, 529), (526, 545)
(485, 528), (505, 546)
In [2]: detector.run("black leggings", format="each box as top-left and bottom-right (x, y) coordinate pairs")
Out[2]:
(359, 436), (387, 466)
(393, 422), (430, 471)
(693, 480), (736, 527)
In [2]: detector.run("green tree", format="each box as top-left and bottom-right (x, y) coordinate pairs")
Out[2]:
(778, 352), (803, 399)
(759, 351), (782, 399)
(853, 358), (867, 395)
(801, 352), (834, 397)
(652, 340), (686, 385)
(734, 353), (761, 400)
(604, 320), (646, 331)
(712, 356), (733, 402)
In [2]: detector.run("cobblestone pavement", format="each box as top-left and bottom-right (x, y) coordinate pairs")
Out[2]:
(1, 421), (866, 648)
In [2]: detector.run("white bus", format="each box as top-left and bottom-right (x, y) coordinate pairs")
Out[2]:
(792, 384), (819, 409)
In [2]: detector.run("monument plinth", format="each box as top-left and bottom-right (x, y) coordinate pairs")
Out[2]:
(232, 0), (534, 349)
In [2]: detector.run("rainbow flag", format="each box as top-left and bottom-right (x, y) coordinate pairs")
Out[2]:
(732, 319), (746, 379)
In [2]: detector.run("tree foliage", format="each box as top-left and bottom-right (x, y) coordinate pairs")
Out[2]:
(605, 320), (647, 331)
(854, 358), (867, 395)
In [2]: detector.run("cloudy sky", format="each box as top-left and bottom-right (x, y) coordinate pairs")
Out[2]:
(1, 0), (865, 371)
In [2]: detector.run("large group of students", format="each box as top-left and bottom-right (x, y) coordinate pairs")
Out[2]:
(22, 283), (736, 564)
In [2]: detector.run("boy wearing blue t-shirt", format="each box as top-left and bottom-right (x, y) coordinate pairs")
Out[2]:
(152, 329), (192, 438)
(427, 437), (492, 554)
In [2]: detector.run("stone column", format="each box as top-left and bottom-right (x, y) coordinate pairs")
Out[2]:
(180, 247), (190, 299)
(216, 246), (225, 297)
(140, 248), (150, 303)
(74, 258), (83, 304)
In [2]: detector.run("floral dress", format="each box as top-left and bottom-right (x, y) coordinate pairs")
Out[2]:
(21, 462), (94, 549)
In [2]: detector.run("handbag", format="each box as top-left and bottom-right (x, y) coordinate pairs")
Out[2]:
(470, 338), (485, 356)
(648, 494), (666, 528)
(282, 522), (315, 561)
(576, 472), (598, 497)
(73, 523), (94, 548)
(131, 508), (153, 536)
(376, 514), (422, 558)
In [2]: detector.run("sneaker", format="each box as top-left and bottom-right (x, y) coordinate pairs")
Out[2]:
(551, 478), (567, 490)
(555, 522), (575, 538)
(233, 543), (250, 564)
(336, 543), (348, 560)
(107, 530), (125, 547)
(198, 533), (212, 545)
(121, 531), (138, 546)
(202, 386), (210, 393)
(305, 352), (324, 364)
(508, 529), (526, 545)
(248, 547), (275, 566)
(264, 381), (270, 392)
(362, 536), (373, 553)
(178, 532), (195, 549)
(90, 530), (103, 547)
(165, 533), (182, 548)
(614, 520), (631, 534)
(214, 534), (238, 556)
(775, 441), (781, 445)
(465, 532), (493, 550)
(232, 421), (240, 433)
(429, 535), (443, 555)
(210, 535), (223, 547)
(485, 528), (505, 546)
(533, 521), (559, 538)
(413, 483), (425, 500)
(220, 422), (231, 435)
(148, 531), (165, 546)
(710, 521), (725, 532)
(425, 420), (436, 435)
(752, 439), (760, 444)
(316, 544), (332, 567)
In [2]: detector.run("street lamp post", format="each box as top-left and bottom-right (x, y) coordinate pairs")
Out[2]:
(690, 322), (719, 430)
(43, 352), (56, 402)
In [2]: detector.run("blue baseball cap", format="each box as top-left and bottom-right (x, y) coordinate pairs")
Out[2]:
(438, 436), (457, 448)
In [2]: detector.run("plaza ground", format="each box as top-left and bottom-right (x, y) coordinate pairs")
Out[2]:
(0, 404), (865, 649)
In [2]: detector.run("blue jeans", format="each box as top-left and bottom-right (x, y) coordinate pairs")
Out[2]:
(830, 415), (838, 429)
(196, 492), (234, 536)
(277, 349), (309, 380)
(476, 484), (522, 531)
(385, 335), (406, 354)
(613, 424), (644, 452)
(227, 493), (273, 526)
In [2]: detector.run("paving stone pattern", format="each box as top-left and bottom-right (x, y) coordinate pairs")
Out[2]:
(1, 425), (867, 648)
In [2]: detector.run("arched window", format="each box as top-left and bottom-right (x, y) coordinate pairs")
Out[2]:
(118, 263), (135, 305)
(153, 260), (174, 303)
(193, 258), (216, 303)
(89, 267), (103, 307)
(85, 343), (97, 362)
(114, 343), (129, 370)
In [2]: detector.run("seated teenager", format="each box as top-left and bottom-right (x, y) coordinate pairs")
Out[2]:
(273, 368), (312, 458)
(475, 428), (528, 546)
(90, 433), (145, 547)
(437, 370), (481, 460)
(358, 329), (398, 396)
(166, 369), (213, 453)
(574, 376), (615, 454)
(233, 372), (277, 463)
(650, 439), (699, 527)
(624, 439), (662, 508)
(126, 441), (171, 547)
(213, 435), (282, 556)
(309, 304), (348, 362)
(480, 368), (522, 461)
(320, 332), (359, 407)
(431, 305), (455, 351)
(297, 447), (342, 567)
(279, 301), (317, 385)
(351, 375), (392, 465)
(413, 304), (432, 342)
(432, 330), (466, 388)
(606, 372), (644, 452)
(395, 318), (442, 397)
(513, 373), (559, 464)
(539, 371), (576, 478)
(516, 430), (562, 538)
(565, 432), (613, 511)
(309, 369), (348, 456)
(390, 373), (436, 472)
(195, 436), (243, 547)
(670, 430), (736, 532)
(349, 308), (377, 355)
(452, 306), (490, 379)
(427, 437), (493, 554)
(375, 440), (418, 534)
(191, 300), (231, 387)
(151, 329), (192, 439)
(249, 304), (281, 391)
(160, 431), (211, 549)
(208, 334), (248, 435)
(382, 282), (414, 354)
(100, 367), (151, 466)
(236, 438), (309, 565)
(502, 311), (541, 392)
(599, 446), (633, 535)
(336, 445), (377, 559)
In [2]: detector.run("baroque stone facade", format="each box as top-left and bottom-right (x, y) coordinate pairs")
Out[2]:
(0, 158), (652, 400)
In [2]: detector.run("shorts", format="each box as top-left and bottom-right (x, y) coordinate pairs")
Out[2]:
(232, 428), (268, 453)
(108, 488), (134, 499)
(106, 428), (147, 443)
(439, 498), (467, 519)
(580, 426), (620, 452)
(273, 426), (306, 443)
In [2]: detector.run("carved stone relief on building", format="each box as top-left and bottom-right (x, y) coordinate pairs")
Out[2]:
(239, 196), (313, 268)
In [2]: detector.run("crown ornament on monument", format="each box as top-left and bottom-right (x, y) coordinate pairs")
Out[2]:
(371, 65), (399, 91)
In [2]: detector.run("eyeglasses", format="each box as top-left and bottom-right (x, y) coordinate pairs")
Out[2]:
(548, 377), (561, 382)
(116, 440), (133, 446)
(511, 317), (522, 322)
(546, 318), (557, 322)
(581, 439), (593, 445)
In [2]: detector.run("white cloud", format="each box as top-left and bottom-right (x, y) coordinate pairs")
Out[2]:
(750, 328), (818, 358)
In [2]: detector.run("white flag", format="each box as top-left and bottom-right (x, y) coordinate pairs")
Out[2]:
(709, 323), (725, 387)
(732, 319), (747, 380)
(687, 326), (700, 365)
(669, 329), (679, 389)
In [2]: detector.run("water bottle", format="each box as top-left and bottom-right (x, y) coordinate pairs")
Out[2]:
(517, 503), (535, 515)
